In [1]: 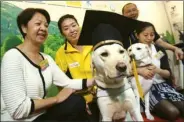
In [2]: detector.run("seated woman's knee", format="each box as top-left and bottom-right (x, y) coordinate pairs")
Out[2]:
(166, 106), (180, 120)
(69, 94), (86, 112)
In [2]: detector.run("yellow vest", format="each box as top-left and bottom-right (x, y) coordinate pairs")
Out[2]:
(55, 42), (94, 103)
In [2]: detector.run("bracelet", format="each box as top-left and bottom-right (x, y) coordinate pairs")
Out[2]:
(82, 79), (87, 90)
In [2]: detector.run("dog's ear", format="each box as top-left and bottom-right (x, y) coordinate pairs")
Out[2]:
(91, 61), (95, 69)
(127, 58), (133, 76)
(91, 52), (95, 69)
(127, 46), (133, 56)
(91, 60), (96, 76)
(127, 47), (132, 53)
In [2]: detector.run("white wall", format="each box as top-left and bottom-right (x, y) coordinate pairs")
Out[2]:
(120, 1), (172, 36)
(163, 1), (184, 43)
(6, 1), (86, 25)
(7, 1), (179, 38)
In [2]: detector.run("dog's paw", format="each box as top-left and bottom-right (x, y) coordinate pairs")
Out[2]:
(145, 113), (154, 120)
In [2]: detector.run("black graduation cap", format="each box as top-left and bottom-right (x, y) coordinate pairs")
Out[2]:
(78, 10), (144, 49)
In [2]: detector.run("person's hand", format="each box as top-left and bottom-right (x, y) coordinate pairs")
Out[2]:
(174, 47), (184, 60)
(138, 67), (155, 79)
(147, 64), (160, 74)
(55, 88), (75, 104)
(86, 104), (92, 115)
(87, 78), (95, 87)
(147, 65), (156, 70)
(151, 66), (161, 74)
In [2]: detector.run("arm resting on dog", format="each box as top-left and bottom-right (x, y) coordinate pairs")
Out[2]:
(137, 65), (170, 80)
(151, 66), (170, 79)
(137, 67), (155, 79)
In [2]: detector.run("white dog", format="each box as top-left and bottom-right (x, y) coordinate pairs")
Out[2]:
(92, 42), (143, 121)
(127, 43), (154, 120)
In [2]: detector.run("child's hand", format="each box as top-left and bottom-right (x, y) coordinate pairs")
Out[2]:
(148, 64), (161, 74)
(147, 65), (156, 70)
(138, 67), (155, 79)
(152, 67), (161, 74)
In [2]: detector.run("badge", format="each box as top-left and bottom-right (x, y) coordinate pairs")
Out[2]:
(155, 50), (165, 59)
(39, 59), (49, 70)
(69, 62), (80, 68)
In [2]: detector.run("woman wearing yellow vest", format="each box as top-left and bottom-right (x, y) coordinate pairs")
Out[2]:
(55, 14), (99, 122)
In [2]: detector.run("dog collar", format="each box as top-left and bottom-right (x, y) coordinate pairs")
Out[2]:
(96, 84), (132, 98)
(93, 40), (124, 51)
(96, 84), (130, 91)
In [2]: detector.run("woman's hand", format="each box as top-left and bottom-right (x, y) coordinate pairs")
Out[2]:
(174, 47), (183, 60)
(147, 65), (156, 70)
(87, 78), (95, 87)
(137, 67), (155, 79)
(150, 64), (170, 79)
(86, 104), (92, 115)
(55, 88), (75, 104)
(150, 65), (161, 74)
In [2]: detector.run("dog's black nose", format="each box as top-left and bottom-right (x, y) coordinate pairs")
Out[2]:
(116, 62), (127, 72)
(130, 54), (135, 59)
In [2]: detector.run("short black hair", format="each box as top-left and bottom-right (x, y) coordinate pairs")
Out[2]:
(57, 14), (79, 34)
(17, 8), (50, 38)
(135, 21), (156, 35)
(122, 3), (137, 15)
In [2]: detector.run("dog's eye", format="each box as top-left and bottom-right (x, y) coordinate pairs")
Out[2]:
(119, 50), (124, 54)
(101, 52), (108, 57)
(137, 47), (141, 50)
(128, 49), (132, 52)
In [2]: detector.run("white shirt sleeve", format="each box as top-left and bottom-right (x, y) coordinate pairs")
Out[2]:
(46, 55), (83, 90)
(1, 50), (32, 119)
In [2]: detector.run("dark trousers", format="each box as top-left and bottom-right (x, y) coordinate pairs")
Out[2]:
(33, 94), (88, 122)
(87, 100), (100, 122)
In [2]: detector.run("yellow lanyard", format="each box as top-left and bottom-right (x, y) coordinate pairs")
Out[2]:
(132, 58), (144, 100)
(129, 35), (144, 100)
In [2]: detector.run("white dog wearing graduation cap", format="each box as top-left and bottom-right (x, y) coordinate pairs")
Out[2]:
(91, 24), (143, 121)
(127, 43), (154, 120)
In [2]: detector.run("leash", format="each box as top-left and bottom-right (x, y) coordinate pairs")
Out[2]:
(129, 32), (144, 100)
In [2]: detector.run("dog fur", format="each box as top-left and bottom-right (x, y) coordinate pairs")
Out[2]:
(92, 42), (143, 121)
(127, 43), (154, 120)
